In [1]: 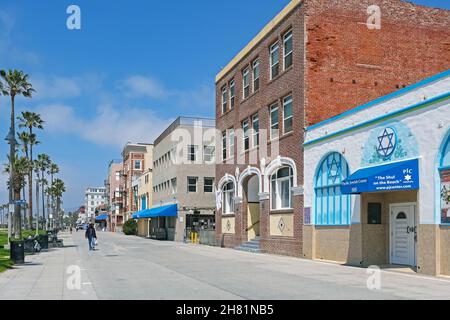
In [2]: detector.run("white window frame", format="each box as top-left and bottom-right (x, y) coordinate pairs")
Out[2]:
(134, 160), (142, 170)
(270, 103), (279, 140)
(283, 95), (293, 134)
(243, 67), (250, 99)
(204, 145), (215, 163)
(222, 131), (227, 162)
(229, 80), (235, 110)
(204, 177), (214, 193)
(222, 182), (235, 215)
(270, 42), (280, 80)
(187, 177), (198, 193)
(229, 128), (235, 159)
(252, 114), (259, 148)
(188, 145), (198, 162)
(221, 86), (228, 114)
(252, 59), (260, 93)
(283, 30), (293, 70)
(270, 167), (293, 211)
(171, 178), (177, 194)
(242, 119), (250, 152)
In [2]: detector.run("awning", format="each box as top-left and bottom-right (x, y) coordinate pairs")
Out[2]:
(132, 204), (178, 220)
(341, 159), (419, 194)
(95, 214), (108, 221)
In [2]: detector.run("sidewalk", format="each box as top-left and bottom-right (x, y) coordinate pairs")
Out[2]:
(0, 233), (97, 300)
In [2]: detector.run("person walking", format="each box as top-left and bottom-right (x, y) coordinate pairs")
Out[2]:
(85, 223), (97, 251)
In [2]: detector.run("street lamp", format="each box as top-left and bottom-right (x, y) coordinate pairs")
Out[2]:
(5, 128), (17, 246)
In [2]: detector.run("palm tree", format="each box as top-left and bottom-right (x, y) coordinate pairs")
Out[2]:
(18, 112), (43, 231)
(35, 154), (51, 230)
(48, 162), (59, 222)
(50, 179), (65, 229)
(3, 155), (31, 238)
(1, 70), (35, 238)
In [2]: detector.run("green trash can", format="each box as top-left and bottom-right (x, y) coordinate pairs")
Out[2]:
(24, 238), (35, 254)
(10, 240), (25, 264)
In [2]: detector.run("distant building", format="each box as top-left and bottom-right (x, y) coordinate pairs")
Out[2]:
(121, 143), (153, 222)
(105, 160), (124, 232)
(147, 116), (216, 243)
(85, 187), (107, 220)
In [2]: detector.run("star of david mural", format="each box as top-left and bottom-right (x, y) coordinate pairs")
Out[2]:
(377, 128), (396, 158)
(327, 156), (341, 183)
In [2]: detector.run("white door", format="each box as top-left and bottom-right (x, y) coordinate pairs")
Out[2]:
(390, 204), (416, 266)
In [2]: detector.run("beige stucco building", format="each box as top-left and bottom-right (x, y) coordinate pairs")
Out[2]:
(142, 117), (216, 243)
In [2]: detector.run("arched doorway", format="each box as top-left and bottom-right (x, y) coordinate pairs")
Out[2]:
(244, 174), (261, 241)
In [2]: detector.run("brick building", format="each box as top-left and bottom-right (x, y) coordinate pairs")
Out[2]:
(214, 0), (450, 257)
(121, 143), (153, 223)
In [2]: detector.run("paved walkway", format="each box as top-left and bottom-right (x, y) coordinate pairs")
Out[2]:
(0, 233), (96, 300)
(1, 231), (450, 300)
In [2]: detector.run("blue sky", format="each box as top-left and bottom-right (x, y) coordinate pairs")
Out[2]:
(0, 0), (449, 211)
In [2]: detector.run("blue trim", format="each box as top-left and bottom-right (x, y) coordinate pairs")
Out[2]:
(308, 69), (450, 131)
(304, 92), (450, 147)
(439, 165), (450, 172)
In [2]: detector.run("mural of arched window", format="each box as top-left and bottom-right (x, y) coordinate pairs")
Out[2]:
(315, 152), (352, 225)
(439, 134), (450, 224)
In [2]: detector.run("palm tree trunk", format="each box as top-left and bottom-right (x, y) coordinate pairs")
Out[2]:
(11, 95), (22, 239)
(28, 129), (33, 230)
(13, 188), (21, 239)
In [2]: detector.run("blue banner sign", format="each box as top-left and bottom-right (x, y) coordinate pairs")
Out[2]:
(341, 159), (419, 194)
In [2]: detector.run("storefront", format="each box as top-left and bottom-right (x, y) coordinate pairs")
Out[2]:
(95, 214), (108, 231)
(132, 204), (177, 240)
(303, 70), (450, 276)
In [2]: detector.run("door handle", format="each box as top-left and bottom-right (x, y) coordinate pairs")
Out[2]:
(406, 226), (410, 234)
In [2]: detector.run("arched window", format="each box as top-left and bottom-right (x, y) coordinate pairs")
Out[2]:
(315, 152), (351, 225)
(440, 134), (450, 224)
(270, 166), (293, 210)
(222, 182), (235, 214)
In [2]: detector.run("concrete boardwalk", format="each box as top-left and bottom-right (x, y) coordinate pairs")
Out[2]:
(1, 231), (450, 300)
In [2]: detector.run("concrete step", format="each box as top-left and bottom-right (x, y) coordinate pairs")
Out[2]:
(234, 238), (262, 253)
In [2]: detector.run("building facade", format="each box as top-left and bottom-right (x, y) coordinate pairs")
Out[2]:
(105, 160), (124, 232)
(147, 117), (216, 243)
(304, 70), (450, 276)
(214, 0), (450, 256)
(133, 150), (153, 237)
(121, 143), (153, 222)
(85, 187), (107, 221)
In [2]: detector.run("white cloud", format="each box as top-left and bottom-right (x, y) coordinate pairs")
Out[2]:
(174, 84), (214, 111)
(37, 103), (171, 149)
(32, 74), (105, 100)
(120, 75), (166, 99)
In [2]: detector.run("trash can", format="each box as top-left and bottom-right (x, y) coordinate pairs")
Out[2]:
(37, 234), (49, 250)
(24, 238), (35, 254)
(10, 240), (25, 264)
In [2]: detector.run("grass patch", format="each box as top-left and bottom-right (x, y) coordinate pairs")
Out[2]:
(0, 230), (12, 273)
(0, 229), (46, 272)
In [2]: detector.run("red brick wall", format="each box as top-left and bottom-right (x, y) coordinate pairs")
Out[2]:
(304, 0), (450, 125)
(215, 5), (306, 256)
(214, 0), (450, 257)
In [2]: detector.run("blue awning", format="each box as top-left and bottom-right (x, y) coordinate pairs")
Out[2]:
(341, 159), (419, 194)
(95, 214), (108, 221)
(132, 204), (178, 220)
